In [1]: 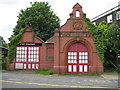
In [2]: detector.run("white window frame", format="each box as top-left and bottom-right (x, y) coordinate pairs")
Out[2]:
(116, 11), (120, 20)
(76, 11), (80, 17)
(107, 14), (113, 23)
(93, 22), (96, 25)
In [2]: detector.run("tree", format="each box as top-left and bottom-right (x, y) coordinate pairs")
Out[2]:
(9, 2), (60, 41)
(104, 24), (120, 69)
(83, 14), (109, 62)
(8, 28), (25, 64)
(83, 13), (120, 71)
(0, 36), (8, 48)
(8, 2), (60, 65)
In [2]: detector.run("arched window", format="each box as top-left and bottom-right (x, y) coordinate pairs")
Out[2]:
(76, 11), (80, 17)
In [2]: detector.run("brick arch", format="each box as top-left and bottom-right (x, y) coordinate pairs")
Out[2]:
(63, 37), (94, 67)
(63, 37), (93, 53)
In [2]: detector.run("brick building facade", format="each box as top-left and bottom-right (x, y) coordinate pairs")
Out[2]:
(10, 3), (103, 74)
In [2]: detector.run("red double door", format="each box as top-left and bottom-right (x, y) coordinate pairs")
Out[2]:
(15, 46), (40, 70)
(67, 43), (89, 73)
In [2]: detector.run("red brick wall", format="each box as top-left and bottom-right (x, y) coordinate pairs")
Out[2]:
(53, 3), (103, 74)
(11, 3), (103, 74)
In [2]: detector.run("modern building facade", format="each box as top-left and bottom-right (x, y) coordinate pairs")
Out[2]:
(10, 3), (103, 74)
(91, 2), (120, 27)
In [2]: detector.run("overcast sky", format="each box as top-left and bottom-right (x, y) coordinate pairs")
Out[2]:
(0, 0), (119, 43)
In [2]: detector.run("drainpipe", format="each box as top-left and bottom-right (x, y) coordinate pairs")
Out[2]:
(59, 30), (60, 74)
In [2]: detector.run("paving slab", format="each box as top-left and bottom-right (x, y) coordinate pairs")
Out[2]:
(101, 72), (119, 80)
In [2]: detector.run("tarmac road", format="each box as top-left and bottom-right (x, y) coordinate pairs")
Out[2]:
(0, 71), (119, 89)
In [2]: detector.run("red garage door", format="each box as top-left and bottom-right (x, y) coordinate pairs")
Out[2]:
(67, 43), (88, 73)
(15, 46), (40, 70)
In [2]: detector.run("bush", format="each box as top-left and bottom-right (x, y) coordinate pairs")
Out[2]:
(59, 73), (101, 76)
(36, 69), (53, 75)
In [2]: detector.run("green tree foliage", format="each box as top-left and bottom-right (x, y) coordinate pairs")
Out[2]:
(8, 2), (60, 65)
(0, 36), (8, 48)
(8, 28), (25, 64)
(83, 14), (109, 62)
(2, 43), (8, 48)
(104, 24), (120, 69)
(83, 13), (120, 70)
(9, 2), (60, 42)
(108, 24), (120, 51)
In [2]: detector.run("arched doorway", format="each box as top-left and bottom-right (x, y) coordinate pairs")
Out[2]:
(67, 43), (89, 73)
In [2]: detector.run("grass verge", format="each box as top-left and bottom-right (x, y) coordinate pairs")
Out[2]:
(59, 73), (101, 76)
(35, 69), (53, 75)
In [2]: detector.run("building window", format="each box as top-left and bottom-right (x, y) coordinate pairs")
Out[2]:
(107, 14), (113, 23)
(93, 22), (96, 25)
(76, 11), (80, 17)
(116, 11), (120, 20)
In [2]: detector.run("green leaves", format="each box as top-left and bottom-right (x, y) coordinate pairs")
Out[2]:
(8, 1), (60, 64)
(83, 13), (120, 70)
(13, 1), (60, 41)
(108, 24), (120, 51)
(83, 14), (109, 62)
(8, 28), (25, 64)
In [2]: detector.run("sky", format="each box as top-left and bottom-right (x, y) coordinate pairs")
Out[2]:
(0, 0), (119, 43)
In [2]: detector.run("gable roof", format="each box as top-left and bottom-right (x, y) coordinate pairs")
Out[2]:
(73, 3), (82, 8)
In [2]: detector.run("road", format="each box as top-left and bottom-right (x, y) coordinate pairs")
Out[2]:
(0, 71), (119, 89)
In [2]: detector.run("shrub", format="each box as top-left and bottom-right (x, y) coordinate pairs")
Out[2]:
(36, 69), (53, 75)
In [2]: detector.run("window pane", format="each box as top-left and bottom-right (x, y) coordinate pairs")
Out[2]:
(68, 60), (70, 63)
(85, 56), (88, 59)
(74, 52), (77, 55)
(16, 58), (18, 62)
(68, 52), (71, 55)
(31, 59), (33, 62)
(85, 60), (88, 63)
(82, 52), (84, 55)
(82, 60), (84, 63)
(15, 63), (23, 69)
(22, 47), (24, 50)
(84, 65), (88, 72)
(74, 60), (77, 63)
(37, 47), (39, 50)
(28, 59), (31, 62)
(85, 52), (88, 55)
(37, 55), (39, 58)
(76, 11), (80, 17)
(71, 60), (73, 63)
(79, 65), (83, 72)
(79, 60), (81, 63)
(68, 56), (70, 59)
(24, 64), (26, 69)
(73, 65), (77, 72)
(32, 64), (35, 69)
(36, 64), (38, 69)
(25, 47), (27, 50)
(71, 56), (73, 59)
(107, 15), (112, 23)
(17, 47), (19, 50)
(68, 65), (72, 72)
(36, 59), (38, 62)
(19, 47), (21, 50)
(79, 56), (82, 59)
(116, 11), (120, 20)
(74, 56), (77, 59)
(82, 56), (84, 59)
(28, 64), (31, 69)
(79, 52), (82, 55)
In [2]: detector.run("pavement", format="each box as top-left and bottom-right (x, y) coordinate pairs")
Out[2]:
(101, 72), (119, 80)
(2, 70), (119, 80)
(1, 70), (119, 88)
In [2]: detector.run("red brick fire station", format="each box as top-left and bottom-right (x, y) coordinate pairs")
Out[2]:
(11, 3), (103, 74)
